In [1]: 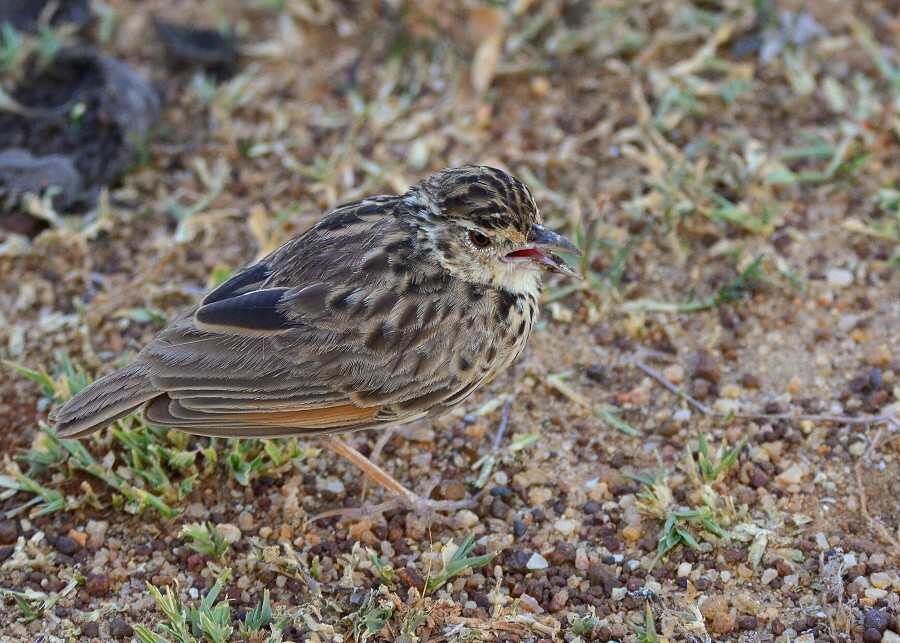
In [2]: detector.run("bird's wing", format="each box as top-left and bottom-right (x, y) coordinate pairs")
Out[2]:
(136, 199), (497, 438)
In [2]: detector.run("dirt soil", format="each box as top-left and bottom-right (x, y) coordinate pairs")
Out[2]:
(0, 1), (898, 641)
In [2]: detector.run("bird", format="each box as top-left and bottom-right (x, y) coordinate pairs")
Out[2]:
(49, 165), (582, 516)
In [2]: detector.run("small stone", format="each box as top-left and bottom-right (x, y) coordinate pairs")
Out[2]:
(575, 547), (589, 571)
(863, 629), (883, 643)
(621, 524), (641, 542)
(691, 353), (721, 384)
(56, 536), (80, 556)
(610, 586), (627, 601)
(554, 519), (576, 535)
(761, 568), (778, 585)
(863, 609), (889, 632)
(215, 523), (241, 544)
(881, 631), (900, 643)
(663, 365), (685, 385)
(786, 377), (804, 395)
(870, 572), (891, 589)
(776, 464), (805, 485)
(85, 520), (109, 548)
(0, 520), (18, 545)
(864, 587), (888, 600)
(109, 616), (133, 639)
(672, 408), (691, 421)
(549, 589), (569, 612)
(700, 596), (734, 635)
(526, 553), (548, 570)
(82, 621), (100, 638)
(85, 573), (111, 597)
(68, 529), (88, 548)
(737, 616), (758, 631)
(518, 593), (543, 613)
(677, 562), (692, 578)
(826, 268), (853, 288)
(455, 510), (479, 529)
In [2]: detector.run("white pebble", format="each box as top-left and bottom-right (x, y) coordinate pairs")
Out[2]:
(672, 408), (691, 421)
(870, 572), (891, 589)
(865, 587), (888, 600)
(761, 568), (778, 585)
(825, 268), (853, 288)
(455, 510), (479, 529)
(526, 553), (549, 570)
(555, 519), (576, 535)
(611, 587), (627, 601)
(215, 523), (241, 544)
(677, 562), (692, 578)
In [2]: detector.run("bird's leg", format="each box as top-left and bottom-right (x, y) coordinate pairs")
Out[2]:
(316, 435), (477, 522)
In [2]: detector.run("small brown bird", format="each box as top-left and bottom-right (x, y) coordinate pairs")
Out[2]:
(50, 166), (581, 514)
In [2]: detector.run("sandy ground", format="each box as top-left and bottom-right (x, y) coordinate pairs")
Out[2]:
(0, 0), (898, 641)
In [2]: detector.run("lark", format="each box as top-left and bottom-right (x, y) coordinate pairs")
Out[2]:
(50, 166), (582, 515)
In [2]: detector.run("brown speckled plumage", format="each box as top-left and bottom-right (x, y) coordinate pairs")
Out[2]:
(51, 166), (581, 452)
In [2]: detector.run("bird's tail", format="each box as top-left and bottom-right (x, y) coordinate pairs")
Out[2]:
(49, 362), (158, 438)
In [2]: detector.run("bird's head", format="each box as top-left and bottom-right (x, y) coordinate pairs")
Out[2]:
(408, 166), (582, 295)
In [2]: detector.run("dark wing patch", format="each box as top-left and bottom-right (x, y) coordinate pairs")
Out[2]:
(201, 262), (270, 305)
(195, 288), (293, 334)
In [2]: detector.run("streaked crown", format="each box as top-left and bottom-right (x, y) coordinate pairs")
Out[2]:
(418, 165), (541, 234)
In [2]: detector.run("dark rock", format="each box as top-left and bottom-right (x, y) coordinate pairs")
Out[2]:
(691, 352), (721, 384)
(505, 550), (531, 574)
(862, 628), (882, 643)
(512, 520), (527, 538)
(55, 535), (80, 556)
(155, 19), (240, 79)
(109, 616), (133, 639)
(0, 520), (18, 544)
(0, 0), (91, 32)
(737, 616), (758, 630)
(81, 620), (100, 637)
(863, 609), (889, 632)
(583, 500), (601, 514)
(85, 573), (111, 597)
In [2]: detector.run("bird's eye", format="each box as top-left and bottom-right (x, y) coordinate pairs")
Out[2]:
(468, 230), (491, 248)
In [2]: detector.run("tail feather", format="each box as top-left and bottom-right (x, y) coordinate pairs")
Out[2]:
(50, 363), (158, 438)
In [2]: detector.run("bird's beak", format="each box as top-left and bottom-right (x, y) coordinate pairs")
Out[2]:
(503, 224), (583, 280)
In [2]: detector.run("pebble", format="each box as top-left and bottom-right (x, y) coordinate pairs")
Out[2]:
(215, 523), (242, 544)
(677, 562), (692, 578)
(776, 464), (805, 485)
(621, 525), (642, 542)
(691, 353), (721, 384)
(672, 408), (691, 421)
(864, 587), (888, 600)
(455, 510), (479, 529)
(700, 596), (734, 635)
(56, 535), (80, 556)
(526, 553), (549, 570)
(575, 547), (589, 571)
(882, 631), (900, 643)
(862, 629), (882, 643)
(85, 573), (111, 597)
(825, 268), (853, 288)
(870, 572), (891, 589)
(85, 520), (109, 548)
(663, 365), (685, 385)
(554, 519), (576, 535)
(109, 616), (133, 639)
(864, 609), (889, 632)
(761, 568), (778, 585)
(0, 520), (18, 544)
(786, 377), (804, 395)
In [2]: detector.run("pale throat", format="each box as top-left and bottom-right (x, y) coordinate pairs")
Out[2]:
(495, 264), (542, 297)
